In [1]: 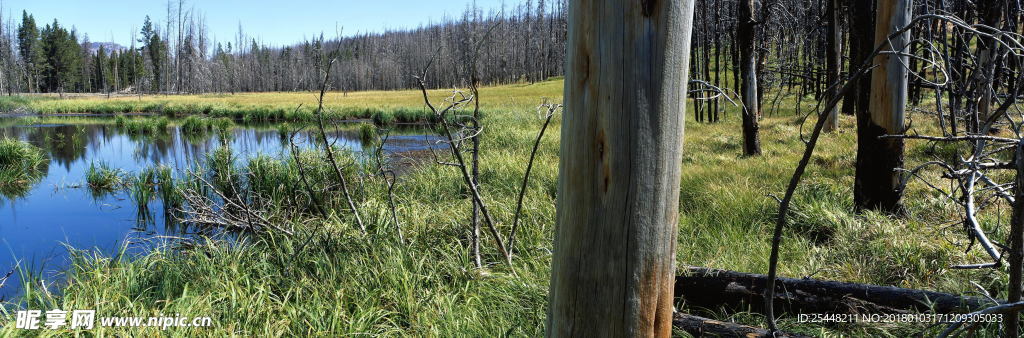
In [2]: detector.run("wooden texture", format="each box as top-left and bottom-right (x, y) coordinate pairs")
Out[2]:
(854, 0), (912, 213)
(868, 0), (911, 134)
(546, 0), (695, 336)
(677, 267), (993, 316)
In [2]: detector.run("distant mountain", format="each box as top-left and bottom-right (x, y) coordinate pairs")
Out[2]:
(84, 42), (126, 54)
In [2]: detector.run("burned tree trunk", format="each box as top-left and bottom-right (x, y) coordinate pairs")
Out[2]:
(842, 0), (874, 117)
(975, 0), (1004, 130)
(737, 0), (761, 155)
(823, 0), (841, 132)
(853, 0), (911, 213)
(1008, 141), (1024, 337)
(677, 267), (993, 316)
(546, 0), (695, 336)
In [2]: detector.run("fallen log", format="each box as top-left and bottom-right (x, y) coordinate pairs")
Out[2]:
(676, 267), (994, 316)
(672, 312), (812, 337)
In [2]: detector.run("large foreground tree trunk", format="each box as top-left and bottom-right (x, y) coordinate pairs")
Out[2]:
(853, 0), (911, 213)
(546, 0), (695, 336)
(737, 0), (761, 155)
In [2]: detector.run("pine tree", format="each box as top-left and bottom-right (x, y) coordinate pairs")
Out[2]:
(140, 16), (163, 92)
(16, 11), (42, 92)
(39, 20), (80, 93)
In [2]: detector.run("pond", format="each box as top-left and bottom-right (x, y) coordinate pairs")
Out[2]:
(0, 116), (444, 299)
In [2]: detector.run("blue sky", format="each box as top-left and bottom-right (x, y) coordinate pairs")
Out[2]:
(0, 0), (508, 47)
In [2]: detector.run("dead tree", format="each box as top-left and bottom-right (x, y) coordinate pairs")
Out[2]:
(737, 0), (761, 155)
(853, 0), (912, 213)
(546, 0), (695, 336)
(822, 0), (841, 132)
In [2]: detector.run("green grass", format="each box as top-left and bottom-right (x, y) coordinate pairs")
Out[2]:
(181, 116), (235, 136)
(358, 123), (377, 144)
(0, 80), (1009, 336)
(129, 168), (157, 216)
(85, 161), (124, 194)
(4, 80), (565, 125)
(0, 138), (49, 198)
(155, 165), (181, 216)
(116, 116), (170, 135)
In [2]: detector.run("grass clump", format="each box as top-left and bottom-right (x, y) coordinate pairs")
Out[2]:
(180, 115), (210, 134)
(0, 138), (49, 198)
(85, 161), (124, 194)
(129, 168), (157, 215)
(358, 123), (377, 144)
(181, 115), (234, 135)
(213, 117), (234, 134)
(155, 165), (181, 215)
(117, 117), (170, 135)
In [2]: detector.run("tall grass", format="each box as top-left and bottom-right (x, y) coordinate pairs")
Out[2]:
(0, 81), (996, 336)
(129, 168), (157, 215)
(155, 165), (181, 216)
(85, 161), (123, 194)
(0, 138), (49, 198)
(358, 123), (377, 144)
(181, 115), (234, 136)
(116, 116), (170, 135)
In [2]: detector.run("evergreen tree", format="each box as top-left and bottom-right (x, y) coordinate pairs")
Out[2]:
(16, 11), (42, 92)
(94, 45), (108, 92)
(39, 20), (80, 93)
(140, 16), (163, 92)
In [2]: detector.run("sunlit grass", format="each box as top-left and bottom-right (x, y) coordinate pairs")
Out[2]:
(85, 161), (124, 194)
(0, 138), (49, 198)
(0, 80), (1007, 336)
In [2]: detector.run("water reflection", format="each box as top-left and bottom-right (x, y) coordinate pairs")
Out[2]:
(0, 117), (443, 299)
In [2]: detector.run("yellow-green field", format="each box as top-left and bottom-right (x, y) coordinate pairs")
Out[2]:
(13, 81), (566, 124)
(0, 80), (1006, 336)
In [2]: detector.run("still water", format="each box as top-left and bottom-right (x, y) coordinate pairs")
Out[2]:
(0, 117), (441, 299)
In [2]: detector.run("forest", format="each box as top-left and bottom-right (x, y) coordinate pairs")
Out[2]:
(0, 0), (567, 94)
(0, 0), (1019, 337)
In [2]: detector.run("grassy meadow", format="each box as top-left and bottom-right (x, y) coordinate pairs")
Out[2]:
(0, 79), (1008, 336)
(3, 80), (566, 124)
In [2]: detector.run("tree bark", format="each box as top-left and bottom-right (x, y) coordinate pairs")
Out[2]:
(546, 0), (695, 336)
(1007, 141), (1024, 337)
(823, 0), (841, 132)
(975, 0), (1004, 131)
(853, 0), (911, 213)
(737, 0), (761, 155)
(842, 0), (874, 117)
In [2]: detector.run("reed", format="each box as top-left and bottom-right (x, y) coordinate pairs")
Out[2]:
(129, 168), (156, 214)
(358, 123), (377, 144)
(85, 161), (123, 193)
(155, 165), (181, 215)
(0, 138), (49, 198)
